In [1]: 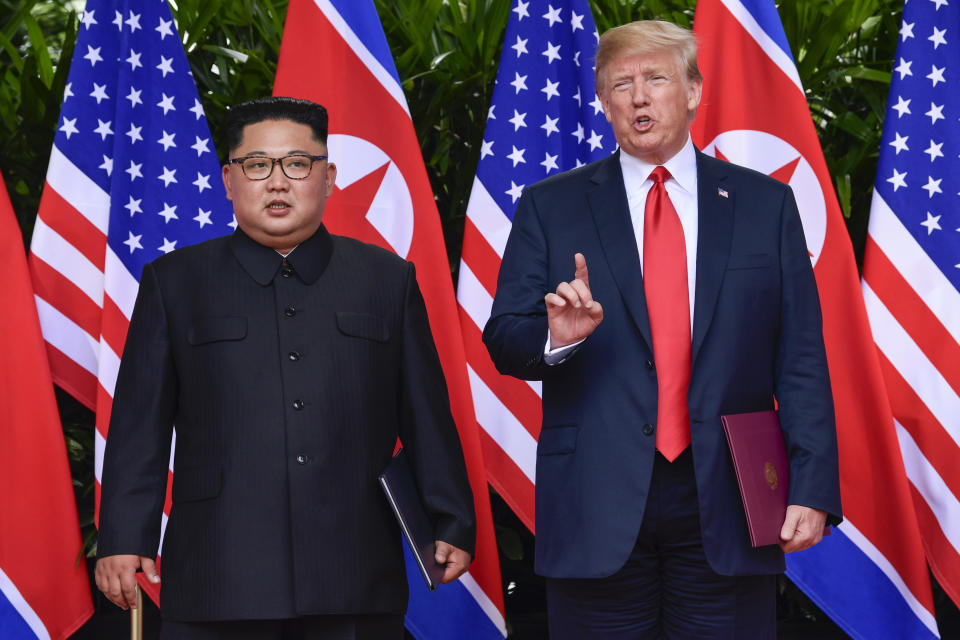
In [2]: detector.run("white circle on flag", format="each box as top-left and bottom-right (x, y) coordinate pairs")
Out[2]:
(327, 134), (414, 259)
(702, 130), (826, 266)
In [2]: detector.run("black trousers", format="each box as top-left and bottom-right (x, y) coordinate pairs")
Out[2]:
(159, 614), (404, 640)
(546, 449), (776, 639)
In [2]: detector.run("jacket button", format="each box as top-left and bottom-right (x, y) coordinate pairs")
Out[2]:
(281, 267), (294, 278)
(645, 360), (654, 370)
(293, 399), (304, 410)
(642, 423), (654, 436)
(296, 454), (307, 465)
(284, 306), (296, 317)
(288, 351), (301, 361)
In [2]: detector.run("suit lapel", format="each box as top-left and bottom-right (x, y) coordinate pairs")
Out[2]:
(587, 151), (653, 351)
(691, 151), (734, 366)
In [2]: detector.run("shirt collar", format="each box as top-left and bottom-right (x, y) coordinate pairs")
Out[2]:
(619, 135), (697, 195)
(229, 225), (333, 285)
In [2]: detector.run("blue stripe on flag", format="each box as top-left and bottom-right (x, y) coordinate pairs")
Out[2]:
(327, 0), (402, 86)
(738, 0), (795, 64)
(0, 592), (37, 640)
(402, 542), (503, 640)
(57, 0), (235, 284)
(786, 528), (938, 640)
(473, 0), (613, 223)
(872, 0), (960, 290)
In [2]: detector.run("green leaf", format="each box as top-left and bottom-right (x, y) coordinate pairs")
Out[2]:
(835, 173), (852, 218)
(843, 66), (891, 83)
(0, 28), (23, 71)
(22, 11), (53, 87)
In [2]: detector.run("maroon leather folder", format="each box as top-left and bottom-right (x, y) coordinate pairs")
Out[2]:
(721, 410), (789, 547)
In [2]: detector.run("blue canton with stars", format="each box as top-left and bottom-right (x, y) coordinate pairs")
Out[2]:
(477, 0), (614, 221)
(56, 0), (233, 280)
(875, 0), (959, 287)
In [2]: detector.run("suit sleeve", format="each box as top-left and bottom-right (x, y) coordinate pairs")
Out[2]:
(482, 188), (556, 380)
(774, 187), (842, 524)
(97, 262), (178, 558)
(397, 263), (476, 555)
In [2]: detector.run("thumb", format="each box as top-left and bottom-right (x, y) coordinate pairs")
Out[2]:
(434, 541), (451, 564)
(779, 508), (799, 543)
(140, 556), (161, 583)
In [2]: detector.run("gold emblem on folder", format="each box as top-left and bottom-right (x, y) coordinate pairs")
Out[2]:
(764, 462), (778, 490)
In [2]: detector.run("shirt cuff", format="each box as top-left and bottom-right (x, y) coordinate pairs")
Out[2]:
(543, 331), (585, 365)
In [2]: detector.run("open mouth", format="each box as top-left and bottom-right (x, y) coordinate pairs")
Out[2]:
(635, 115), (652, 129)
(267, 201), (291, 211)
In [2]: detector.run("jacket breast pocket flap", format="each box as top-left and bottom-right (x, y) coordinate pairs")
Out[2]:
(336, 312), (389, 343)
(726, 253), (772, 270)
(537, 425), (579, 456)
(187, 317), (247, 345)
(172, 465), (222, 503)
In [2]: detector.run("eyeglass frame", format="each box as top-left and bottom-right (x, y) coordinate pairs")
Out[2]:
(228, 154), (329, 180)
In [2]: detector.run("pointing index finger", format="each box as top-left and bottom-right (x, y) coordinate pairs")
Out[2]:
(574, 252), (589, 288)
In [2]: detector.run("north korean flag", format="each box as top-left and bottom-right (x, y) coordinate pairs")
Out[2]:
(274, 1), (506, 638)
(691, 2), (938, 638)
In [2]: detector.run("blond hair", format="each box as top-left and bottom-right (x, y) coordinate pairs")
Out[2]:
(595, 20), (702, 91)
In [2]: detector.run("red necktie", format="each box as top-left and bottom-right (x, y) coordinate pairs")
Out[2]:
(643, 166), (691, 462)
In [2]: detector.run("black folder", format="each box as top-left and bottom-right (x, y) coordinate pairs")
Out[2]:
(378, 448), (445, 591)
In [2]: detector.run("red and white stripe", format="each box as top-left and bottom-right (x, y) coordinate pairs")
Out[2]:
(30, 146), (174, 600)
(862, 189), (960, 605)
(456, 178), (541, 532)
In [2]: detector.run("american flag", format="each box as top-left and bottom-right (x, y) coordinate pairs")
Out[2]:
(456, 0), (613, 531)
(29, 0), (233, 603)
(862, 0), (960, 608)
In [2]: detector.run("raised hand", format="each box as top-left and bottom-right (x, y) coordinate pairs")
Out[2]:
(545, 253), (603, 349)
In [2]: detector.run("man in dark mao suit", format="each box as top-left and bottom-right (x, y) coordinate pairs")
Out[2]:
(95, 97), (475, 640)
(483, 21), (841, 639)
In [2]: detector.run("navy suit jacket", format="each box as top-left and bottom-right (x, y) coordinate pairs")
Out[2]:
(483, 150), (841, 578)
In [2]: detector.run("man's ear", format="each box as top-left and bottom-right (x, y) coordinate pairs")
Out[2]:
(324, 163), (337, 197)
(222, 164), (233, 201)
(687, 77), (703, 113)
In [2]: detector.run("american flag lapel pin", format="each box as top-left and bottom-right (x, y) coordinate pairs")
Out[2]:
(718, 187), (729, 198)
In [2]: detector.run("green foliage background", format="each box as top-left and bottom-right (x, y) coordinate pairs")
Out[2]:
(2, 0), (901, 262)
(6, 0), (949, 636)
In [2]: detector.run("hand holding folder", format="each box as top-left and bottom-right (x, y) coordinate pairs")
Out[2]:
(722, 410), (830, 548)
(379, 448), (466, 590)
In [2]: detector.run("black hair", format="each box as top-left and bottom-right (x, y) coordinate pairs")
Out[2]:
(224, 96), (328, 153)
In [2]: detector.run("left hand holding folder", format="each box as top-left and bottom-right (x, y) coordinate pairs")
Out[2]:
(435, 540), (472, 584)
(779, 505), (828, 553)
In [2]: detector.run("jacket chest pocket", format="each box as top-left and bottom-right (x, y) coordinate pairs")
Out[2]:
(187, 316), (247, 345)
(336, 312), (389, 343)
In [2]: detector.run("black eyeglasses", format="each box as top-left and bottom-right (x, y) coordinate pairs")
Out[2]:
(228, 154), (328, 180)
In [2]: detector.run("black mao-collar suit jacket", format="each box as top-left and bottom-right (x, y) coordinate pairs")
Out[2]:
(98, 225), (475, 621)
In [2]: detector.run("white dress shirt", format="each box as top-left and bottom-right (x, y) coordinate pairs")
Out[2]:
(545, 136), (699, 363)
(619, 134), (698, 332)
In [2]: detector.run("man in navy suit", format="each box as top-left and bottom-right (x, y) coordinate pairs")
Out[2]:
(484, 20), (841, 638)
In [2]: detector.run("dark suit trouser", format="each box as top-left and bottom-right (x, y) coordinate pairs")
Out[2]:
(546, 450), (775, 639)
(159, 614), (404, 640)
